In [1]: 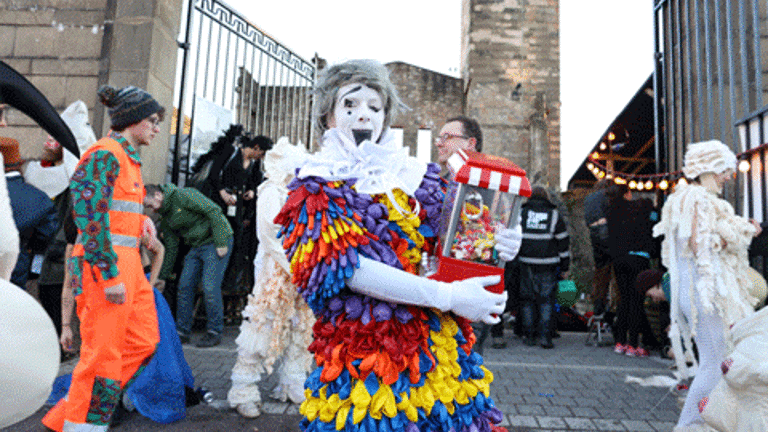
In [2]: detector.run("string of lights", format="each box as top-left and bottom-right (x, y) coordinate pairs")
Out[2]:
(584, 142), (768, 191)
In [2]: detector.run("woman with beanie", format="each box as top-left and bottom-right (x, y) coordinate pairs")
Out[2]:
(653, 140), (762, 432)
(43, 85), (165, 432)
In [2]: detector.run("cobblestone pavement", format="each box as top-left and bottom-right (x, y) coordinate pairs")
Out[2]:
(6, 328), (682, 431)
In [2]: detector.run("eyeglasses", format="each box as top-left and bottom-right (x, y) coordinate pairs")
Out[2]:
(435, 133), (469, 143)
(145, 116), (161, 127)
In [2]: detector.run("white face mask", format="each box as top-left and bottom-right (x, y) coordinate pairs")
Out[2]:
(330, 83), (385, 145)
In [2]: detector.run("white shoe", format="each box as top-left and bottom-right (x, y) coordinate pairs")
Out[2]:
(236, 401), (261, 418)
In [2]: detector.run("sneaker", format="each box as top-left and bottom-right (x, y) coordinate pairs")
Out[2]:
(196, 332), (221, 348)
(613, 343), (627, 354)
(236, 401), (261, 418)
(633, 347), (650, 357)
(540, 337), (554, 349)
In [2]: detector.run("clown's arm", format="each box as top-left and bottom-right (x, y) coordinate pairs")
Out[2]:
(347, 256), (507, 324)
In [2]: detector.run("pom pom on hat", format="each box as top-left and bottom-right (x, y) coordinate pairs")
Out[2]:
(97, 85), (164, 130)
(682, 140), (737, 179)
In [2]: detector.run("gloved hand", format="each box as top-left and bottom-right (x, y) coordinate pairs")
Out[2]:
(495, 224), (522, 262)
(347, 257), (507, 324)
(447, 275), (507, 324)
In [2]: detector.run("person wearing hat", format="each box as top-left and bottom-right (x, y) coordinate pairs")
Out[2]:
(653, 140), (763, 432)
(42, 85), (165, 432)
(1, 137), (59, 288)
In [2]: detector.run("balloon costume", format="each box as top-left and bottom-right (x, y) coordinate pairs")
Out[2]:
(274, 60), (510, 432)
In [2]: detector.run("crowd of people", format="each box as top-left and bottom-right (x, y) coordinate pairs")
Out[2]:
(2, 55), (768, 432)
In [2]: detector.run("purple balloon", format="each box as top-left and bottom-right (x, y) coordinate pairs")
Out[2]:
(328, 296), (343, 312)
(360, 304), (372, 325)
(394, 307), (413, 324)
(345, 296), (363, 320)
(372, 302), (393, 322)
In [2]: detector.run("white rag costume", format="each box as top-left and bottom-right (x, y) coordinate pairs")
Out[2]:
(653, 140), (759, 430)
(0, 152), (60, 428)
(228, 138), (314, 413)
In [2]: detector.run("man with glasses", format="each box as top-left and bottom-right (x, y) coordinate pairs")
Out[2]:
(43, 85), (165, 432)
(434, 115), (483, 176)
(433, 115), (517, 352)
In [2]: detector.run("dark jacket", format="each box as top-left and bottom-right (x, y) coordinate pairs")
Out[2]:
(583, 188), (609, 226)
(518, 196), (570, 272)
(606, 197), (656, 260)
(6, 173), (58, 286)
(157, 183), (233, 279)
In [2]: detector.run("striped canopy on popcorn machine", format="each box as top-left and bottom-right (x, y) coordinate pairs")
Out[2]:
(427, 149), (532, 293)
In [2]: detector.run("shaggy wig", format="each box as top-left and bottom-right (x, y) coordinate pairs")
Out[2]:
(313, 59), (408, 139)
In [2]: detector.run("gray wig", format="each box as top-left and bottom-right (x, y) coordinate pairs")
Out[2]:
(313, 59), (408, 138)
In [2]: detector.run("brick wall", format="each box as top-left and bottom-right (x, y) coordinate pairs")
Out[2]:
(385, 62), (464, 161)
(0, 0), (182, 184)
(1, 1), (106, 155)
(462, 0), (561, 189)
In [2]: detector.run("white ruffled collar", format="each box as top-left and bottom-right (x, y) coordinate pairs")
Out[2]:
(298, 128), (427, 196)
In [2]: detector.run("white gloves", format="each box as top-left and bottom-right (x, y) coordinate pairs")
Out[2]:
(495, 224), (522, 262)
(347, 256), (507, 324)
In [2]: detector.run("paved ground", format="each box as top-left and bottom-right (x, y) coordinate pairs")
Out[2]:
(5, 327), (682, 432)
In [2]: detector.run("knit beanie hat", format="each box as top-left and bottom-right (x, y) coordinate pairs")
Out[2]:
(97, 85), (164, 130)
(634, 269), (664, 294)
(682, 140), (737, 179)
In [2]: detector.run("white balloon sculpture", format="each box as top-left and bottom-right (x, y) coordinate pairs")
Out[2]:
(0, 152), (60, 428)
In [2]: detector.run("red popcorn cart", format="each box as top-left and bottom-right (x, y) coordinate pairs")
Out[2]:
(427, 149), (532, 293)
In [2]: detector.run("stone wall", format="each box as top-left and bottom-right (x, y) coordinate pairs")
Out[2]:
(462, 0), (560, 189)
(385, 62), (464, 161)
(0, 0), (182, 184)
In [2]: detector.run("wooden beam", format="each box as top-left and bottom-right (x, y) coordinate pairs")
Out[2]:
(590, 154), (656, 163)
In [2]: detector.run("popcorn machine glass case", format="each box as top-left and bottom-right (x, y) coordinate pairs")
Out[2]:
(427, 149), (532, 293)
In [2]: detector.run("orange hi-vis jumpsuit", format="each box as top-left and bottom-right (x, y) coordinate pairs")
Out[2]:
(43, 135), (158, 432)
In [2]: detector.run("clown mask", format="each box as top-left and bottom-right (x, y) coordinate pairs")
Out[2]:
(329, 83), (384, 145)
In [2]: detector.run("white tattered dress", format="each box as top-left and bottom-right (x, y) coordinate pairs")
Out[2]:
(228, 138), (314, 409)
(654, 182), (765, 431)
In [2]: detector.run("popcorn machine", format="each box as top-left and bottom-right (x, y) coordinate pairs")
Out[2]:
(427, 149), (532, 293)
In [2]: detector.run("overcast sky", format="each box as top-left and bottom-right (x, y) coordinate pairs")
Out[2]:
(228, 0), (654, 189)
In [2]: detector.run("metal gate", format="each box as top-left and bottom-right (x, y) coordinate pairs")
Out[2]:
(171, 0), (316, 184)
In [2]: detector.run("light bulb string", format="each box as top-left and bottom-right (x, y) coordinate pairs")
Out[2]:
(586, 142), (768, 186)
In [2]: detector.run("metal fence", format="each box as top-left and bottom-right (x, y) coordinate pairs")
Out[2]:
(171, 0), (316, 184)
(655, 0), (768, 272)
(653, 0), (766, 191)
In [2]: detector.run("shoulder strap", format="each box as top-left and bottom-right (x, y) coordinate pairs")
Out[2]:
(220, 148), (239, 177)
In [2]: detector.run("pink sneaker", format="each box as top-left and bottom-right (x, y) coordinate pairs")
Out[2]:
(613, 343), (627, 354)
(625, 346), (649, 357)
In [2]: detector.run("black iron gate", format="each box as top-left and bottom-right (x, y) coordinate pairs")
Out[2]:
(171, 0), (316, 184)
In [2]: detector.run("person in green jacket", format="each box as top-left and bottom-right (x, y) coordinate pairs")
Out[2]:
(144, 183), (233, 347)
